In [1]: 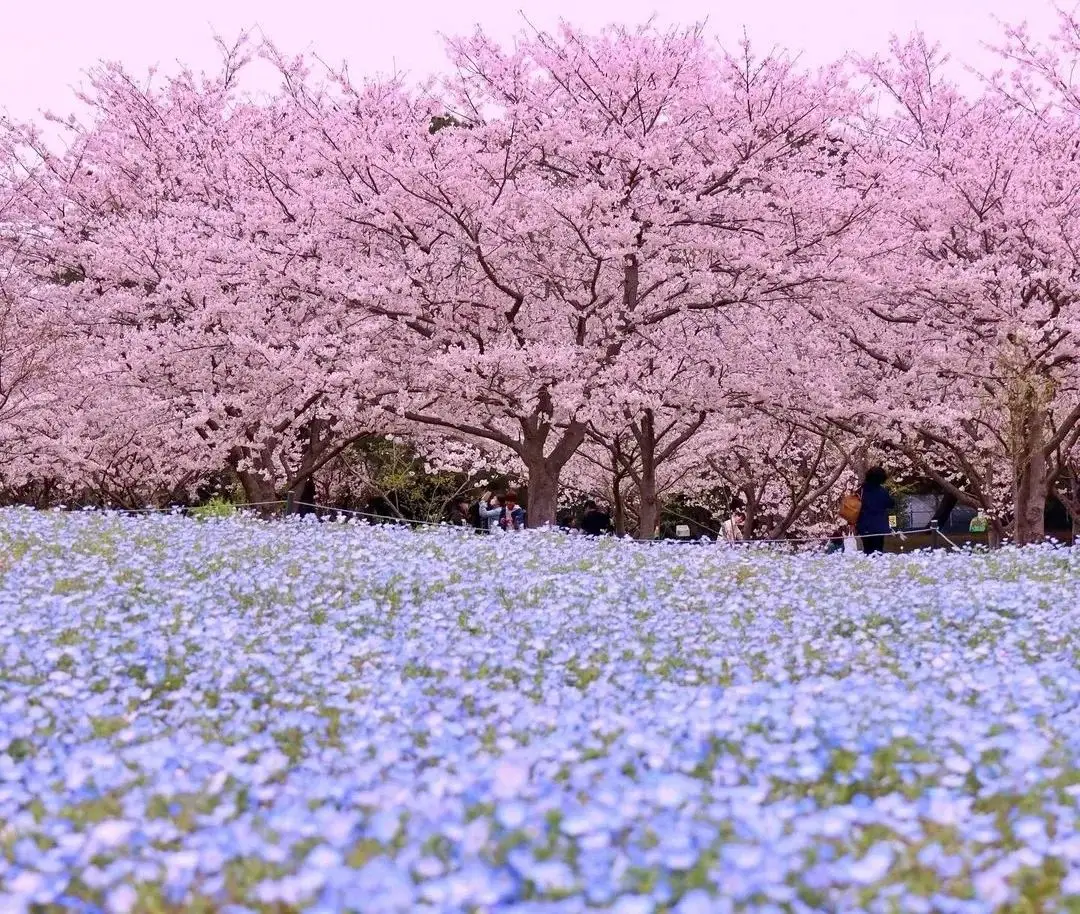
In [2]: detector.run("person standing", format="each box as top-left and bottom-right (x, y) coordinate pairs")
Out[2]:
(448, 499), (471, 527)
(581, 500), (611, 536)
(721, 509), (746, 545)
(478, 492), (504, 533)
(856, 467), (895, 555)
(501, 491), (526, 531)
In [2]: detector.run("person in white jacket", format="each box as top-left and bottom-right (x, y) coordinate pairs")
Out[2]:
(721, 511), (746, 545)
(477, 492), (504, 533)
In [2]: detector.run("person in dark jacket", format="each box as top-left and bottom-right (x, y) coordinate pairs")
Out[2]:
(581, 500), (611, 536)
(448, 499), (470, 527)
(856, 467), (895, 555)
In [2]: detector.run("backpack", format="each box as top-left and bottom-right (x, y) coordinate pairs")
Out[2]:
(838, 492), (862, 525)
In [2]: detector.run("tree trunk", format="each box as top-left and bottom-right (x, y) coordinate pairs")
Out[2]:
(228, 434), (283, 518)
(1013, 403), (1048, 546)
(286, 419), (327, 516)
(742, 487), (758, 540)
(612, 471), (628, 537)
(521, 457), (559, 528)
(637, 474), (658, 541)
(634, 411), (659, 541)
(932, 492), (957, 528)
(293, 476), (317, 516)
(235, 469), (279, 517)
(1061, 471), (1080, 546)
(520, 422), (586, 528)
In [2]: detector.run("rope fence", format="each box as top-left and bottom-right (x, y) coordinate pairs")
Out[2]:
(284, 502), (957, 549)
(737, 525), (936, 547)
(640, 524), (946, 549)
(56, 500), (971, 550)
(57, 500), (290, 515)
(290, 502), (469, 531)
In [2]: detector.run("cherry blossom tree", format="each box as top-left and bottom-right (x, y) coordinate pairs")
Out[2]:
(8, 16), (1080, 540)
(696, 408), (854, 539)
(0, 123), (73, 493)
(577, 312), (730, 538)
(275, 24), (868, 526)
(843, 34), (1080, 544)
(12, 44), (392, 508)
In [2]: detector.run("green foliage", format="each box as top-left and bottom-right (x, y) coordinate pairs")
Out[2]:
(348, 436), (510, 524)
(190, 496), (238, 519)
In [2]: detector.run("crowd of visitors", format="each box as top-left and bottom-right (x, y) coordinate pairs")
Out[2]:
(447, 467), (898, 553)
(446, 492), (611, 535)
(446, 491), (529, 533)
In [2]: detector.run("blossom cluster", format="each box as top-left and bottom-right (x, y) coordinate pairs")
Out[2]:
(1, 509), (1079, 912)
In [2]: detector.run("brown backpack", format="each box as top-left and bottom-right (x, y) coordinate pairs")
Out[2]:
(839, 492), (862, 525)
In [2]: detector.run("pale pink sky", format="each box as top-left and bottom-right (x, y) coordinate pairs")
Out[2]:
(0, 0), (1060, 121)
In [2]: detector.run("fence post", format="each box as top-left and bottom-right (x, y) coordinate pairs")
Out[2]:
(285, 491), (294, 516)
(930, 519), (939, 551)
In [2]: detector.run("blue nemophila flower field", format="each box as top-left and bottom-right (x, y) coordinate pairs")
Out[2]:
(1, 510), (1080, 913)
